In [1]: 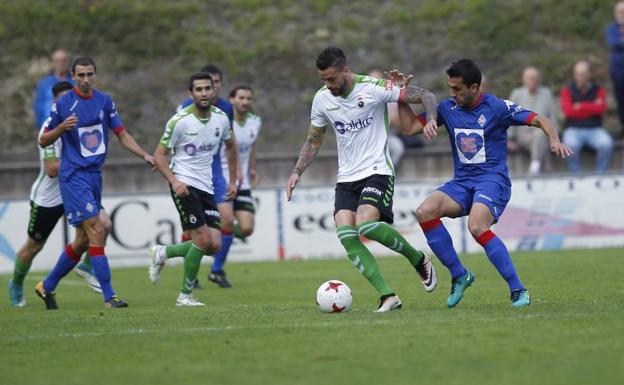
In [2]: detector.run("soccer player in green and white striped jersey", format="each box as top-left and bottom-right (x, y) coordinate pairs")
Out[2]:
(286, 47), (439, 312)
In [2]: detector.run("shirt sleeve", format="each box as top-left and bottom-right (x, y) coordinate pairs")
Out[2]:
(222, 117), (232, 142)
(160, 116), (182, 149)
(370, 79), (402, 104)
(44, 100), (63, 132)
(38, 123), (60, 160)
(310, 93), (328, 128)
(498, 98), (536, 127)
(106, 96), (125, 134)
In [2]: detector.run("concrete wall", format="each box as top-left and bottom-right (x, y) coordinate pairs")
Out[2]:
(1, 142), (623, 198)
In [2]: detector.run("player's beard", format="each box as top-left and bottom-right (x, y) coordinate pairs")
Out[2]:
(194, 100), (212, 112)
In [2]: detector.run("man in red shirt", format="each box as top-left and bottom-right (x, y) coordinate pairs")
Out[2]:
(560, 60), (614, 173)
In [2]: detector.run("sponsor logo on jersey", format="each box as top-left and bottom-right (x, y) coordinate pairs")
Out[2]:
(333, 117), (373, 134)
(184, 143), (215, 156)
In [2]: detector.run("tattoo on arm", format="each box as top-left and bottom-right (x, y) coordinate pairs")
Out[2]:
(294, 125), (327, 175)
(404, 84), (437, 121)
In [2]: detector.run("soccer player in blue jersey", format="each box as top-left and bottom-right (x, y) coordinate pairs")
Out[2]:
(36, 56), (155, 309)
(178, 64), (239, 288)
(393, 60), (572, 308)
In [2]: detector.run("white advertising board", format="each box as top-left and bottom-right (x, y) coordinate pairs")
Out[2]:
(1, 174), (623, 274)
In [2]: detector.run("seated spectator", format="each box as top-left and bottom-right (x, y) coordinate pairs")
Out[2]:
(508, 67), (557, 175)
(561, 60), (614, 174)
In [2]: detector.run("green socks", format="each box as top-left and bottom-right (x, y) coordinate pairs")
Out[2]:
(358, 220), (424, 267)
(337, 225), (393, 296)
(12, 258), (32, 286)
(181, 244), (205, 294)
(166, 241), (193, 259)
(80, 252), (92, 268)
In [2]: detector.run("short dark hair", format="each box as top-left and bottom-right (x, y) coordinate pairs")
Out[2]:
(200, 64), (223, 80)
(188, 72), (214, 91)
(316, 46), (347, 70)
(446, 59), (482, 87)
(52, 81), (73, 97)
(71, 56), (97, 73)
(229, 85), (253, 98)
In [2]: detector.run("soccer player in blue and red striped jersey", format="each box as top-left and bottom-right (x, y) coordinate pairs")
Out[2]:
(36, 56), (155, 309)
(393, 60), (572, 308)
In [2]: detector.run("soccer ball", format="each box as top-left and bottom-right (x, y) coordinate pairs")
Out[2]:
(316, 280), (352, 313)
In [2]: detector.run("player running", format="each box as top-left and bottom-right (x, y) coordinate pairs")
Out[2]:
(209, 85), (261, 287)
(8, 81), (102, 307)
(149, 72), (239, 306)
(394, 60), (572, 308)
(286, 47), (438, 312)
(36, 57), (155, 309)
(176, 64), (239, 289)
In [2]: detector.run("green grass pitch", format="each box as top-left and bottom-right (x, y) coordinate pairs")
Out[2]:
(1, 248), (623, 385)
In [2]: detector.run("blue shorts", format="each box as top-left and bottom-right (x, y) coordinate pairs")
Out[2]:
(212, 152), (227, 204)
(437, 178), (511, 223)
(59, 171), (102, 226)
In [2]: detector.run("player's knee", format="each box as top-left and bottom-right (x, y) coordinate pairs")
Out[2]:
(100, 215), (113, 236)
(416, 204), (436, 221)
(27, 239), (45, 255)
(240, 224), (254, 237)
(468, 223), (489, 239)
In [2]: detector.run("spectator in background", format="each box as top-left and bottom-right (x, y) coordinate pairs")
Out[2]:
(561, 60), (614, 174)
(605, 1), (624, 137)
(33, 49), (73, 128)
(508, 67), (558, 175)
(368, 69), (424, 169)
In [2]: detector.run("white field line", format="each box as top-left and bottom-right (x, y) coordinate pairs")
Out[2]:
(0, 313), (587, 343)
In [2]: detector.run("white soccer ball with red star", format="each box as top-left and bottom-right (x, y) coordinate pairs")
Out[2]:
(316, 280), (352, 313)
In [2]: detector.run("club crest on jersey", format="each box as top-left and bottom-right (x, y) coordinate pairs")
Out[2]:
(357, 96), (365, 108)
(333, 117), (373, 135)
(477, 114), (487, 127)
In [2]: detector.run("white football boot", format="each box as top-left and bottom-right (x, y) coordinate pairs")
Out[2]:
(415, 253), (437, 292)
(148, 245), (167, 284)
(176, 293), (205, 307)
(374, 294), (402, 313)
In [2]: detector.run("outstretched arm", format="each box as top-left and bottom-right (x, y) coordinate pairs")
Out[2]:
(528, 115), (573, 158)
(386, 70), (438, 139)
(286, 124), (327, 201)
(116, 130), (155, 167)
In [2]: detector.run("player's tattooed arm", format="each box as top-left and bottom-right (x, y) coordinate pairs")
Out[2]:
(386, 70), (438, 135)
(286, 124), (327, 201)
(529, 115), (573, 158)
(293, 124), (327, 176)
(403, 83), (437, 122)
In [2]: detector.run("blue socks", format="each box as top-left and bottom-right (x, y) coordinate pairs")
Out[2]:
(420, 219), (467, 279)
(43, 245), (80, 293)
(88, 246), (116, 302)
(211, 232), (233, 273)
(477, 231), (525, 292)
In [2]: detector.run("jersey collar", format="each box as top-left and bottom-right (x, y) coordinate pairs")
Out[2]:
(465, 92), (483, 110)
(72, 87), (93, 99)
